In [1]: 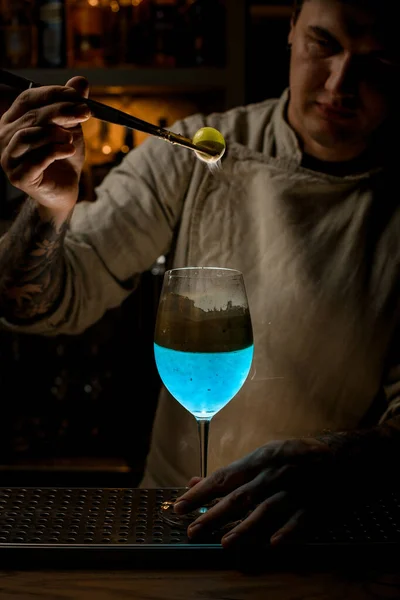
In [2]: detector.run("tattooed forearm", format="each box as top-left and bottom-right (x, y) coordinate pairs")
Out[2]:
(0, 197), (71, 322)
(315, 419), (400, 485)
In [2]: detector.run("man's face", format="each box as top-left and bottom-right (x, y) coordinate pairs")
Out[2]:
(287, 0), (398, 162)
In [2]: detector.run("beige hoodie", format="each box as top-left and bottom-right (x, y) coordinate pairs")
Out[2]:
(2, 90), (400, 487)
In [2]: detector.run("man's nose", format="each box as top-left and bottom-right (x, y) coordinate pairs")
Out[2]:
(325, 53), (356, 98)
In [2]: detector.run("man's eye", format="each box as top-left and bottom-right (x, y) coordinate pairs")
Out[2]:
(314, 37), (330, 47)
(308, 37), (335, 56)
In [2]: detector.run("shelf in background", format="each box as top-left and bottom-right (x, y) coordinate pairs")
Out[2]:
(9, 68), (229, 95)
(4, 0), (247, 109)
(250, 5), (293, 19)
(0, 456), (138, 488)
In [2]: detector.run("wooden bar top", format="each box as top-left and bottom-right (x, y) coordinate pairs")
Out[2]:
(0, 568), (399, 599)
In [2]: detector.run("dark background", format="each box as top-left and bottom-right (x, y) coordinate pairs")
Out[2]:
(0, 1), (292, 486)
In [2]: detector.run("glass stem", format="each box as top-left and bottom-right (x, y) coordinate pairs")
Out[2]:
(196, 418), (210, 479)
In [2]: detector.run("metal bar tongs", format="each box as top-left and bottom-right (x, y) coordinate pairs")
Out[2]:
(0, 68), (220, 160)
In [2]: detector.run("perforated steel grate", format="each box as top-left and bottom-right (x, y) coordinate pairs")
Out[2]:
(0, 487), (400, 548)
(0, 487), (188, 546)
(306, 489), (400, 545)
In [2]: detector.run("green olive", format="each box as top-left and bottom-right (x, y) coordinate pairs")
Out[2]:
(192, 127), (226, 164)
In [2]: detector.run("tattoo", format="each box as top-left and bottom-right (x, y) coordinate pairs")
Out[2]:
(315, 428), (380, 454)
(0, 198), (70, 322)
(316, 421), (400, 484)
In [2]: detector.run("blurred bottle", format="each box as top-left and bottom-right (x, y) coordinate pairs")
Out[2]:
(68, 0), (104, 67)
(0, 0), (37, 68)
(117, 0), (136, 65)
(132, 0), (153, 65)
(37, 0), (66, 67)
(158, 116), (168, 130)
(103, 0), (154, 67)
(114, 126), (136, 164)
(173, 0), (194, 67)
(187, 0), (226, 67)
(102, 0), (122, 66)
(151, 0), (178, 68)
(88, 121), (116, 192)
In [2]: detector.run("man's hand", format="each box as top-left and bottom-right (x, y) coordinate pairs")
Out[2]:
(0, 77), (91, 227)
(174, 438), (343, 548)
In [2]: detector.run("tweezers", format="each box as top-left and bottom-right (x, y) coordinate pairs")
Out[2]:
(0, 68), (220, 159)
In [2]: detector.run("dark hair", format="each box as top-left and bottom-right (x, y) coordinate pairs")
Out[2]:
(292, 0), (303, 21)
(293, 0), (399, 16)
(292, 0), (400, 34)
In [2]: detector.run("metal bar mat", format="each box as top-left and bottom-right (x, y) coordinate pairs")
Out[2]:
(0, 487), (189, 546)
(0, 487), (399, 566)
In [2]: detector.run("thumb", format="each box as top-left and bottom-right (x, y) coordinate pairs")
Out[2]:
(65, 76), (90, 99)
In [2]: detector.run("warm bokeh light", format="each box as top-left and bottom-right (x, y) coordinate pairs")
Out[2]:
(81, 94), (199, 165)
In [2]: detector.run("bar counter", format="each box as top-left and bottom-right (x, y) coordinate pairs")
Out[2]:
(0, 565), (399, 599)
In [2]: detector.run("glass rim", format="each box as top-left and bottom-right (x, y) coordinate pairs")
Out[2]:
(165, 266), (243, 278)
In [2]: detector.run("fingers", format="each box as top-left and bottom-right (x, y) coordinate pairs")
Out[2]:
(5, 143), (76, 190)
(184, 465), (292, 538)
(175, 459), (292, 518)
(175, 438), (324, 516)
(0, 102), (89, 170)
(175, 438), (332, 548)
(219, 491), (291, 548)
(186, 483), (258, 539)
(65, 76), (90, 100)
(1, 125), (77, 186)
(0, 81), (89, 212)
(185, 468), (282, 532)
(174, 450), (273, 514)
(0, 105), (89, 180)
(184, 474), (307, 548)
(269, 508), (306, 546)
(188, 477), (203, 489)
(174, 466), (245, 515)
(1, 86), (87, 125)
(219, 493), (305, 549)
(15, 101), (90, 130)
(5, 126), (73, 161)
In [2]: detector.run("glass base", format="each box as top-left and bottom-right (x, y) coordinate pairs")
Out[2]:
(159, 500), (242, 538)
(159, 500), (208, 529)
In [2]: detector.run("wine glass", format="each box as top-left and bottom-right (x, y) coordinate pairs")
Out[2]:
(153, 267), (254, 528)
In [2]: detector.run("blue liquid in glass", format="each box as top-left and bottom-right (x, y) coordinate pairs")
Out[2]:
(154, 343), (254, 419)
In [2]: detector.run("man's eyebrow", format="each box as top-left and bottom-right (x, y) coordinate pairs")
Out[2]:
(308, 25), (399, 63)
(307, 25), (338, 43)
